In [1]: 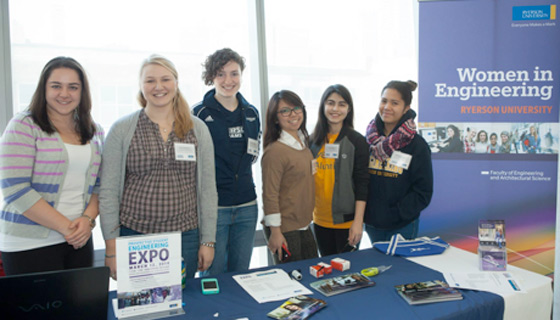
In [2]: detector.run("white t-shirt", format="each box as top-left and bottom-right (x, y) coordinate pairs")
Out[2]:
(0, 143), (91, 252)
(474, 142), (489, 153)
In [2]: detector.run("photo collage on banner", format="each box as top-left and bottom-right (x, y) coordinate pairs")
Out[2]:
(418, 0), (559, 276)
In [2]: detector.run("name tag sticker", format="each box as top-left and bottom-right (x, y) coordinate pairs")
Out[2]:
(368, 155), (377, 169)
(247, 138), (259, 156)
(312, 159), (318, 175)
(324, 143), (340, 159)
(389, 150), (411, 170)
(174, 143), (196, 162)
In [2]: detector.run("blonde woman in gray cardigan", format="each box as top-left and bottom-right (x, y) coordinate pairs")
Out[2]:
(99, 55), (217, 280)
(0, 57), (103, 275)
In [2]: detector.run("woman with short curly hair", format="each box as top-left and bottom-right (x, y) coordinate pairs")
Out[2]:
(193, 48), (261, 275)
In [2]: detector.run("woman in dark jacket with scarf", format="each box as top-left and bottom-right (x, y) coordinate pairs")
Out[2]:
(364, 80), (433, 243)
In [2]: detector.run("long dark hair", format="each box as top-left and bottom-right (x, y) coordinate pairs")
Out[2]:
(263, 90), (308, 149)
(28, 56), (95, 144)
(447, 124), (460, 140)
(310, 84), (354, 146)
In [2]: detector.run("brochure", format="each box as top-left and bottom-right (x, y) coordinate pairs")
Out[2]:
(310, 272), (375, 297)
(443, 272), (524, 294)
(232, 269), (313, 304)
(478, 220), (506, 248)
(478, 220), (507, 271)
(394, 280), (463, 305)
(267, 295), (327, 320)
(115, 232), (183, 318)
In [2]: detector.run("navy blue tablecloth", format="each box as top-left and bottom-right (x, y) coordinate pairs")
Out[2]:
(108, 248), (504, 319)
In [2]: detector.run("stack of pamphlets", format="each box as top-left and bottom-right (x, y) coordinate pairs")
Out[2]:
(267, 295), (327, 320)
(394, 280), (463, 305)
(478, 219), (507, 271)
(310, 272), (375, 297)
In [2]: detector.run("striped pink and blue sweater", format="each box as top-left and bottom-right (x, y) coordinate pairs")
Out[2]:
(0, 112), (104, 238)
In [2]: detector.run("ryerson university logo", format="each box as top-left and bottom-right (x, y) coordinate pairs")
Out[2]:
(19, 300), (63, 312)
(512, 5), (557, 21)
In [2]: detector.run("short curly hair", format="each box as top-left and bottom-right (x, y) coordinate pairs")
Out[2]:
(202, 48), (246, 86)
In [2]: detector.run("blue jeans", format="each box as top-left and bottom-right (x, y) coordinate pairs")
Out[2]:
(365, 219), (419, 243)
(120, 226), (200, 279)
(203, 203), (258, 275)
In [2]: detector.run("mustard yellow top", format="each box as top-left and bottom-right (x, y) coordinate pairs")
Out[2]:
(313, 133), (353, 229)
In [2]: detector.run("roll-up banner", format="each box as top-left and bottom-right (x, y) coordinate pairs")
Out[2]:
(418, 0), (559, 275)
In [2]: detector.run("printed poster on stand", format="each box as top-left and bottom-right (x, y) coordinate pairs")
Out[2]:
(115, 232), (183, 318)
(418, 0), (559, 276)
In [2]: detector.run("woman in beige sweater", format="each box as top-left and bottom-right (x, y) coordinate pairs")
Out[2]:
(261, 90), (318, 264)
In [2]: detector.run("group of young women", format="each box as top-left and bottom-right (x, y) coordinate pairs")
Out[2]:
(0, 50), (433, 278)
(437, 125), (540, 154)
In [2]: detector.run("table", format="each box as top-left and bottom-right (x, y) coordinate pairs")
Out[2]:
(108, 247), (507, 319)
(408, 246), (553, 320)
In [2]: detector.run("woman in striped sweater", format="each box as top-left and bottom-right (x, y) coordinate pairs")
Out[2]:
(0, 57), (103, 275)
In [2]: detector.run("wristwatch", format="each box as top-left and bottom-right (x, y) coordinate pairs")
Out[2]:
(82, 214), (96, 229)
(201, 242), (215, 248)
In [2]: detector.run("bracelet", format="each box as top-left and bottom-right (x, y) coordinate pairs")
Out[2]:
(82, 214), (96, 229)
(105, 254), (116, 258)
(201, 242), (215, 248)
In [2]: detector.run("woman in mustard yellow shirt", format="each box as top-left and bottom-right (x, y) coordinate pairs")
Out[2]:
(310, 85), (369, 256)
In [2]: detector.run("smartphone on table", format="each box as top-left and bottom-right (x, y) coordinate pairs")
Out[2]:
(201, 278), (219, 295)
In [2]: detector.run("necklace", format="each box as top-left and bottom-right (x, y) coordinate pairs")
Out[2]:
(162, 127), (168, 133)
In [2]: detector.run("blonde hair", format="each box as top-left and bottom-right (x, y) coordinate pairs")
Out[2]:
(137, 54), (193, 138)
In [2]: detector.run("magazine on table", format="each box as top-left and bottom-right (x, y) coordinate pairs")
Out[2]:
(310, 272), (375, 297)
(267, 295), (327, 320)
(394, 280), (463, 305)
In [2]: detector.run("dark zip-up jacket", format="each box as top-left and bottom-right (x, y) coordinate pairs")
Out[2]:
(310, 126), (370, 224)
(364, 110), (433, 230)
(192, 89), (261, 206)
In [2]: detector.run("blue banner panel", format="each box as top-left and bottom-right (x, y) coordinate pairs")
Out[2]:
(418, 0), (559, 276)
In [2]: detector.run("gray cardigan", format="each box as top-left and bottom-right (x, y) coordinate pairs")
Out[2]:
(99, 110), (217, 243)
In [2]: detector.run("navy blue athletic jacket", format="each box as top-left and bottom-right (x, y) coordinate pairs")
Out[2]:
(192, 89), (261, 206)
